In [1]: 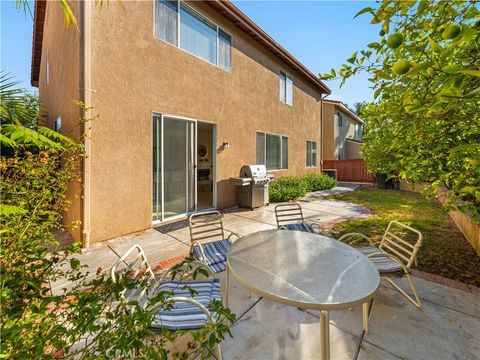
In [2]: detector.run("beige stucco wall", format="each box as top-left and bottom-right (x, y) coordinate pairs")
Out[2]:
(323, 103), (362, 160)
(345, 140), (362, 159)
(85, 1), (323, 243)
(37, 1), (83, 241)
(322, 102), (335, 161)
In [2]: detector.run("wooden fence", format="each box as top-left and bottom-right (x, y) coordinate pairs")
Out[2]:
(323, 159), (376, 184)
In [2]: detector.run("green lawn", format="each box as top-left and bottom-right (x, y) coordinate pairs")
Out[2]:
(331, 186), (480, 287)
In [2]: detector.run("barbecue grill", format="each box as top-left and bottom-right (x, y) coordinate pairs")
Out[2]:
(229, 165), (275, 209)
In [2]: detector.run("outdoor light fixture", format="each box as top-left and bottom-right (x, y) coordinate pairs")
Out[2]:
(222, 141), (230, 150)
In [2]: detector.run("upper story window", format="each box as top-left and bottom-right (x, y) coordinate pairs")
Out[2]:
(306, 140), (317, 167)
(337, 111), (343, 127)
(256, 131), (288, 170)
(155, 0), (232, 71)
(279, 71), (293, 106)
(355, 123), (362, 136)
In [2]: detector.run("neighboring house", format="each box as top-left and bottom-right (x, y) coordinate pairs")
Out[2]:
(322, 100), (364, 161)
(31, 0), (331, 245)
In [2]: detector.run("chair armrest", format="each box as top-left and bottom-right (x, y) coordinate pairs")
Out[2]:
(227, 232), (241, 242)
(190, 241), (207, 262)
(309, 222), (322, 234)
(366, 252), (409, 273)
(338, 232), (374, 245)
(151, 296), (215, 324)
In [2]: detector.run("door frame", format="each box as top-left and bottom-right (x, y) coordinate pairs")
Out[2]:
(152, 112), (217, 225)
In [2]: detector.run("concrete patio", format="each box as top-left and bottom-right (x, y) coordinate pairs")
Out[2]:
(52, 185), (480, 359)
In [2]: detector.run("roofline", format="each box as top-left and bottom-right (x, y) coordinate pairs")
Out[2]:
(31, 0), (331, 94)
(206, 0), (330, 94)
(345, 138), (363, 144)
(323, 99), (365, 124)
(31, 0), (46, 87)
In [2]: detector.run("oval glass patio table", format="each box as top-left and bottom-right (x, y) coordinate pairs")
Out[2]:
(226, 230), (380, 360)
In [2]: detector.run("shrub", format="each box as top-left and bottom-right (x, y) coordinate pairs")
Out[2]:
(303, 172), (337, 192)
(269, 176), (308, 202)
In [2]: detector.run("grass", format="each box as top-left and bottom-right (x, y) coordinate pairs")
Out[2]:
(331, 186), (480, 287)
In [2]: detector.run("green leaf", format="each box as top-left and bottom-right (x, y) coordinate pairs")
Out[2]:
(70, 258), (81, 270)
(353, 7), (374, 19)
(347, 51), (358, 64)
(1, 204), (27, 216)
(456, 69), (480, 78)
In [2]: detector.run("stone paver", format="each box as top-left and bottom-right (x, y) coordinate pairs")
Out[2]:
(56, 186), (480, 359)
(364, 283), (480, 360)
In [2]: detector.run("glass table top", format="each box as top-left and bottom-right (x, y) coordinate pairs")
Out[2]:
(227, 230), (380, 310)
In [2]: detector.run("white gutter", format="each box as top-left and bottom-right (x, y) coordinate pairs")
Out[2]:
(319, 93), (329, 170)
(81, 0), (92, 248)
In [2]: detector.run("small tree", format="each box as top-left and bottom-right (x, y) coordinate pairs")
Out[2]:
(0, 78), (234, 359)
(321, 1), (480, 221)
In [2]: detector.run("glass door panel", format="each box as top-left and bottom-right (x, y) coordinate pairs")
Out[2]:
(152, 115), (162, 221)
(153, 115), (196, 221)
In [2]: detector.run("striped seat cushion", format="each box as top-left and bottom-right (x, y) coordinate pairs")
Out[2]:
(283, 223), (314, 233)
(192, 239), (232, 273)
(152, 279), (221, 331)
(358, 246), (404, 277)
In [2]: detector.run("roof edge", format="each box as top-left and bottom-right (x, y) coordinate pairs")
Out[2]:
(323, 99), (364, 124)
(205, 0), (331, 94)
(31, 0), (46, 87)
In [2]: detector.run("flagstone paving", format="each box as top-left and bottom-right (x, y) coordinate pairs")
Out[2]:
(52, 185), (480, 359)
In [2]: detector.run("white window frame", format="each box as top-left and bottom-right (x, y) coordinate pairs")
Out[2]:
(337, 111), (343, 128)
(154, 0), (232, 72)
(279, 71), (293, 106)
(355, 123), (362, 136)
(256, 131), (288, 171)
(306, 140), (317, 168)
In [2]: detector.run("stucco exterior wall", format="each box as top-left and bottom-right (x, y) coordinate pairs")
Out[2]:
(322, 103), (335, 161)
(37, 1), (82, 241)
(345, 140), (362, 159)
(323, 103), (362, 160)
(87, 1), (323, 242)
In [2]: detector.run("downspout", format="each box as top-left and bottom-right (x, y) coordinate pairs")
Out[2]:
(319, 93), (329, 171)
(81, 0), (92, 248)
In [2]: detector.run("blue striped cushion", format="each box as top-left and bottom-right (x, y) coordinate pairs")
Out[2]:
(283, 223), (314, 233)
(152, 279), (221, 331)
(358, 246), (404, 277)
(192, 239), (232, 273)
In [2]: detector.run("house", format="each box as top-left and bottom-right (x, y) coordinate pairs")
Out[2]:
(321, 99), (364, 161)
(31, 0), (330, 246)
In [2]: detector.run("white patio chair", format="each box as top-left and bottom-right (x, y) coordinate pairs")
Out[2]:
(339, 220), (423, 309)
(189, 210), (240, 274)
(110, 244), (223, 359)
(275, 203), (321, 233)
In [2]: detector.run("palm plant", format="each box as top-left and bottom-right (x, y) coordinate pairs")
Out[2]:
(0, 72), (75, 150)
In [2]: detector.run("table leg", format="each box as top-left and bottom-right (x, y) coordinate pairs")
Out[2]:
(362, 302), (369, 334)
(320, 310), (330, 360)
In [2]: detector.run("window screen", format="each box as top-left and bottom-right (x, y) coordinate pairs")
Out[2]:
(256, 132), (288, 170)
(218, 29), (231, 70)
(155, 0), (178, 45)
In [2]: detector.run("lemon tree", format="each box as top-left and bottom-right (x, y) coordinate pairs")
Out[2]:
(321, 1), (480, 221)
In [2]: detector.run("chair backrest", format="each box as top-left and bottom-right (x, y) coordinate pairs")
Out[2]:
(379, 221), (423, 269)
(275, 203), (305, 229)
(188, 210), (225, 244)
(110, 244), (157, 306)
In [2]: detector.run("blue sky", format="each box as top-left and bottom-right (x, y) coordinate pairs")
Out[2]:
(1, 0), (379, 107)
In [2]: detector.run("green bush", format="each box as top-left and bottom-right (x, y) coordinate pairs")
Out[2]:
(303, 172), (337, 192)
(269, 173), (336, 202)
(269, 176), (308, 202)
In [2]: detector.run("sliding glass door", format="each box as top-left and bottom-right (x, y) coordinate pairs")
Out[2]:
(153, 115), (196, 222)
